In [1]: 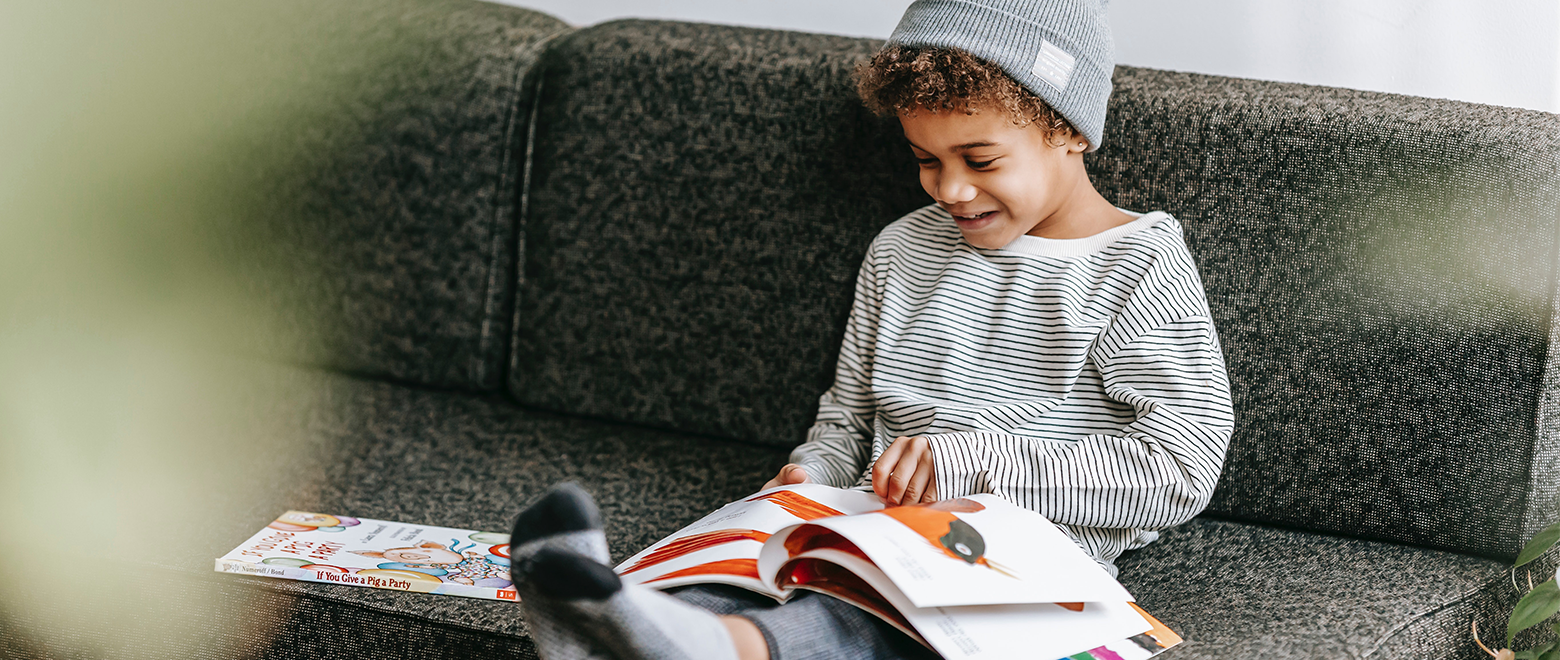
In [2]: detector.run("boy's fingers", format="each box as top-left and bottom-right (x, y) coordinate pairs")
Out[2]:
(903, 456), (934, 505)
(872, 437), (910, 498)
(915, 436), (937, 503)
(763, 464), (801, 491)
(888, 446), (921, 503)
(783, 464), (809, 484)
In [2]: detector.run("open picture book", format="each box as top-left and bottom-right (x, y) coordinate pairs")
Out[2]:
(617, 484), (1182, 660)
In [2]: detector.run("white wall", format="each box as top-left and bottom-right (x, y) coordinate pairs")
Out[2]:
(1109, 0), (1560, 114)
(490, 0), (1560, 113)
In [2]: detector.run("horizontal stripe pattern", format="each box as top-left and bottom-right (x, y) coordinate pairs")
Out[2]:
(792, 205), (1234, 574)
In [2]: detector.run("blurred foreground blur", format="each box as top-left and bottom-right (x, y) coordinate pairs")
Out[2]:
(0, 1), (400, 655)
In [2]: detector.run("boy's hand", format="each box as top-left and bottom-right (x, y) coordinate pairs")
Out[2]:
(762, 463), (810, 491)
(872, 436), (937, 505)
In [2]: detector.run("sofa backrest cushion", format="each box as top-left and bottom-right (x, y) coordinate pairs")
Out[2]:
(511, 21), (926, 440)
(1090, 68), (1560, 560)
(228, 0), (568, 390)
(512, 19), (1560, 560)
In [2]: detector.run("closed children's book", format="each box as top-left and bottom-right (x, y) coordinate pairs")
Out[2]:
(618, 484), (1183, 660)
(215, 512), (516, 602)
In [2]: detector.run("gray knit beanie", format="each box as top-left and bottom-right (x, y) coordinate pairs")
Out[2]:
(887, 0), (1115, 151)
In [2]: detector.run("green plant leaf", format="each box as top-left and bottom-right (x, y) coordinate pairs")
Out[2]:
(1518, 522), (1560, 567)
(1540, 644), (1560, 660)
(1510, 578), (1560, 646)
(1529, 639), (1558, 658)
(1517, 651), (1537, 660)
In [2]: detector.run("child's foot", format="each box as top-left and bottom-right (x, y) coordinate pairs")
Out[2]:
(526, 547), (740, 660)
(512, 482), (609, 561)
(510, 482), (612, 660)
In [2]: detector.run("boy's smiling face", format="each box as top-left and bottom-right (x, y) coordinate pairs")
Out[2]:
(900, 106), (1089, 249)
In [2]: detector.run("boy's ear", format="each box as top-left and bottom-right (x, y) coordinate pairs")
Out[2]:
(352, 551), (384, 558)
(419, 541), (445, 549)
(1043, 128), (1087, 152)
(1072, 136), (1090, 153)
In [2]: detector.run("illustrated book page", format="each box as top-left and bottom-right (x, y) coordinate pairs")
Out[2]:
(618, 485), (1180, 659)
(616, 484), (886, 595)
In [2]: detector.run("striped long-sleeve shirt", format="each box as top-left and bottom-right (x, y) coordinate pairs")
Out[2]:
(791, 204), (1234, 576)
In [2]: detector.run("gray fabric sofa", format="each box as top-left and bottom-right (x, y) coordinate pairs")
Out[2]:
(6, 1), (1557, 658)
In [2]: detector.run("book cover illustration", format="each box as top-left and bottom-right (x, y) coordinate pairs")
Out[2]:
(215, 511), (516, 601)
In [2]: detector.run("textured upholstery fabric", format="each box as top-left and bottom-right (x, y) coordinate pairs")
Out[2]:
(1, 569), (541, 660)
(2, 365), (789, 659)
(510, 21), (928, 444)
(1088, 68), (1560, 561)
(5, 366), (1542, 660)
(1116, 518), (1560, 659)
(195, 367), (791, 602)
(225, 0), (570, 391)
(511, 18), (1560, 560)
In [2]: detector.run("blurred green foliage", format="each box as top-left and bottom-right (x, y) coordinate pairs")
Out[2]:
(0, 0), (388, 655)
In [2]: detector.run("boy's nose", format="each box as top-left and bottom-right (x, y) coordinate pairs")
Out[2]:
(936, 175), (977, 205)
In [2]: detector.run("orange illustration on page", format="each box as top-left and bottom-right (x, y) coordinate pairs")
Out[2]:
(623, 489), (849, 578)
(875, 499), (1087, 610)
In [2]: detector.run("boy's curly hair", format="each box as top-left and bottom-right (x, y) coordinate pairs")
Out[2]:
(857, 45), (1078, 145)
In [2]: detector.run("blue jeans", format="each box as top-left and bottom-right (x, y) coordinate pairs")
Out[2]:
(669, 585), (940, 660)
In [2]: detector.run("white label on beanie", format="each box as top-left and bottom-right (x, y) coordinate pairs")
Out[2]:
(1031, 40), (1076, 92)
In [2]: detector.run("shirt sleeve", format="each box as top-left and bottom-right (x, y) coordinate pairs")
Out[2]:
(927, 313), (1234, 530)
(788, 244), (884, 489)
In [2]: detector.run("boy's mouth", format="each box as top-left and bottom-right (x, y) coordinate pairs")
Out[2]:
(952, 210), (998, 229)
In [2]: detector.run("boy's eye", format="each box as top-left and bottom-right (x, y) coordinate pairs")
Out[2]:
(915, 157), (939, 166)
(966, 159), (995, 169)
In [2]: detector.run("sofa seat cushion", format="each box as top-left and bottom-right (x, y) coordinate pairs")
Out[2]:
(1119, 517), (1555, 659)
(3, 366), (789, 659)
(196, 369), (791, 568)
(11, 366), (1536, 659)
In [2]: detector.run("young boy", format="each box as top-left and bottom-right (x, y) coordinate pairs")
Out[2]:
(508, 1), (1234, 659)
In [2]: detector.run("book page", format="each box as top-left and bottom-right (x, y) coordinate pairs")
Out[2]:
(761, 493), (1132, 608)
(782, 548), (1152, 660)
(615, 484), (883, 596)
(1072, 605), (1184, 660)
(215, 511), (516, 601)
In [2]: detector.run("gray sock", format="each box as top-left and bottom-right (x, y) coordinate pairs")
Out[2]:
(528, 548), (740, 660)
(510, 483), (612, 660)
